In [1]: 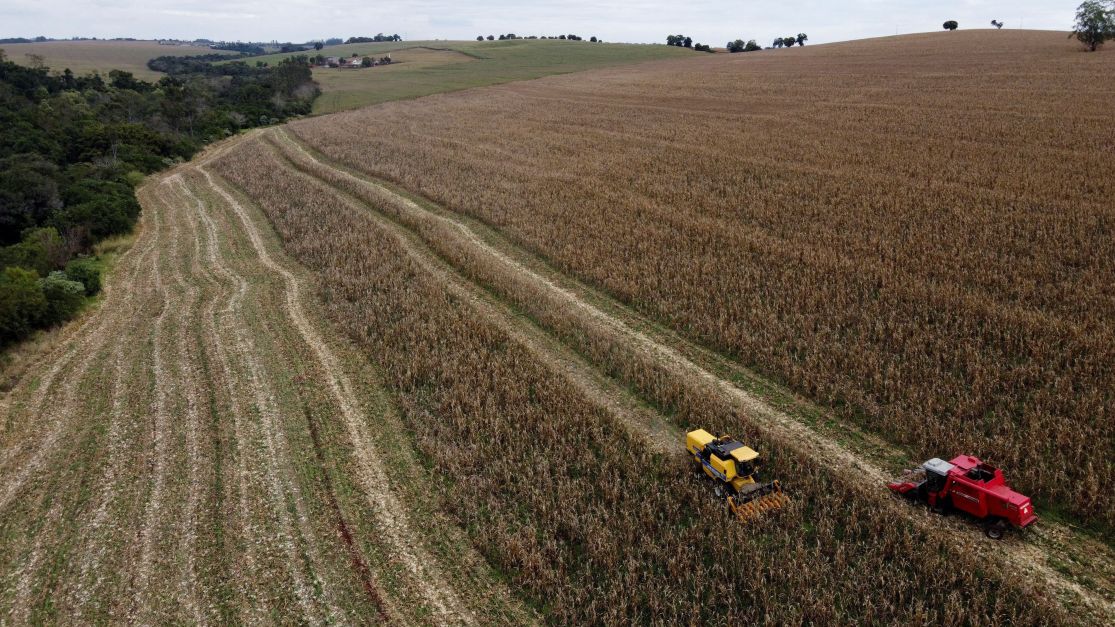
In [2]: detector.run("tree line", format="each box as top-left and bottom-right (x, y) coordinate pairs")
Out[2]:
(477, 34), (599, 42)
(666, 33), (807, 53)
(346, 34), (402, 43)
(0, 51), (319, 347)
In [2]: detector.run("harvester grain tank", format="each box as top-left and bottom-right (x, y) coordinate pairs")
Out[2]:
(888, 455), (1037, 539)
(685, 429), (788, 522)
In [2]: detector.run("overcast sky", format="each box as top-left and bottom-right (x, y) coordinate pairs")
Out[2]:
(1, 1), (1075, 45)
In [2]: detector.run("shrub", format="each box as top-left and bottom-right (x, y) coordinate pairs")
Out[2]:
(943, 20), (959, 30)
(0, 266), (46, 345)
(38, 270), (85, 327)
(64, 256), (101, 295)
(0, 226), (68, 276)
(51, 196), (138, 243)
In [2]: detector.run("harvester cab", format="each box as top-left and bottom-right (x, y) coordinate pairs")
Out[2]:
(686, 429), (788, 522)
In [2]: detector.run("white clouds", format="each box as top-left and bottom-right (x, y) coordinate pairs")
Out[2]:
(0, 1), (1074, 45)
(159, 9), (260, 20)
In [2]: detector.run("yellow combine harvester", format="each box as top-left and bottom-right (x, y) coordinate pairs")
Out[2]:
(686, 429), (788, 522)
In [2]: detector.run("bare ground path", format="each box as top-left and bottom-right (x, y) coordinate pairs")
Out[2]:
(0, 132), (532, 625)
(266, 127), (1115, 625)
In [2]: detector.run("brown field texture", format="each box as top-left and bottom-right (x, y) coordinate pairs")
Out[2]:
(285, 29), (1115, 530)
(2, 29), (1114, 625)
(0, 40), (212, 79)
(211, 130), (1081, 624)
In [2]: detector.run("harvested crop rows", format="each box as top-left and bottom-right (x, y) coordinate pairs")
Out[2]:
(206, 120), (1109, 623)
(0, 137), (527, 624)
(287, 30), (1115, 530)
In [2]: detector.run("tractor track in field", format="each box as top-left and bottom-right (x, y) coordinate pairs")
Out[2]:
(196, 165), (477, 625)
(2, 172), (162, 621)
(266, 127), (1114, 624)
(3, 128), (530, 624)
(171, 174), (267, 617)
(265, 131), (675, 455)
(169, 175), (327, 624)
(131, 176), (178, 621)
(177, 167), (401, 622)
(0, 240), (150, 513)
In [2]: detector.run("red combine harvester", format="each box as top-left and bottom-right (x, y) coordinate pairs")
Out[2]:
(888, 455), (1037, 539)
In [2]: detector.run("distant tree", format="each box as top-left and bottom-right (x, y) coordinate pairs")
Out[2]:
(683, 36), (693, 48)
(773, 37), (784, 48)
(314, 41), (324, 50)
(392, 34), (401, 42)
(784, 35), (798, 46)
(325, 37), (343, 45)
(1071, 1), (1115, 51)
(666, 35), (679, 46)
(498, 34), (506, 40)
(743, 39), (761, 52)
(726, 39), (746, 53)
(694, 43), (713, 52)
(477, 35), (484, 41)
(943, 20), (959, 31)
(361, 56), (373, 67)
(559, 34), (566, 40)
(590, 36), (598, 42)
(487, 35), (495, 40)
(108, 69), (147, 91)
(991, 20), (1004, 29)
(0, 157), (62, 243)
(796, 33), (808, 46)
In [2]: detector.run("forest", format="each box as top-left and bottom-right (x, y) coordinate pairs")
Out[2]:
(0, 51), (318, 347)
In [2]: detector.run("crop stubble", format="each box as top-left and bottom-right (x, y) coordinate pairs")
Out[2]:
(0, 136), (520, 622)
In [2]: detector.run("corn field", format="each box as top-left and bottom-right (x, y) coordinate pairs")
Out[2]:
(283, 30), (1115, 529)
(212, 121), (1083, 622)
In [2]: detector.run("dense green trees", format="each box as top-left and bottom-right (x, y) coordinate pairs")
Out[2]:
(1072, 1), (1115, 51)
(772, 34), (808, 48)
(0, 49), (318, 347)
(727, 39), (761, 53)
(345, 34), (401, 43)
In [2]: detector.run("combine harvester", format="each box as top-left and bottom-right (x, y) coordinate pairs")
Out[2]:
(686, 429), (788, 522)
(888, 455), (1038, 539)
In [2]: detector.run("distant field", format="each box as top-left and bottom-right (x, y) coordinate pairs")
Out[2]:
(0, 40), (212, 79)
(240, 39), (696, 114)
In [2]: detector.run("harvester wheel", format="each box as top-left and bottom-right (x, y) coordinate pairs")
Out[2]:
(985, 520), (1007, 540)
